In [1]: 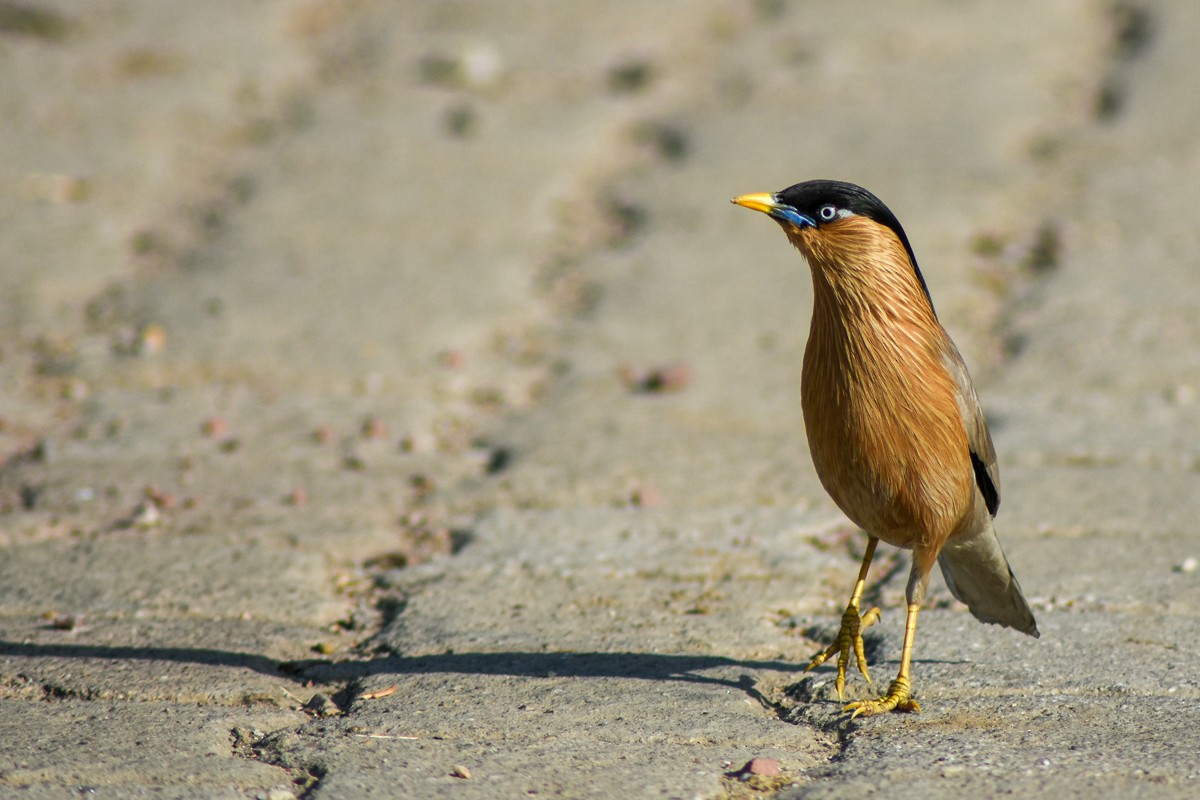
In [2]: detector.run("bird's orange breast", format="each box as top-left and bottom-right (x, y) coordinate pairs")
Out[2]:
(794, 218), (975, 564)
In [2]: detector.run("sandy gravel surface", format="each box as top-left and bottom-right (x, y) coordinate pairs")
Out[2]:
(1, 1), (1198, 797)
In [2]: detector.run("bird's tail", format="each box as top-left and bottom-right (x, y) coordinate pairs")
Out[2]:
(937, 517), (1039, 637)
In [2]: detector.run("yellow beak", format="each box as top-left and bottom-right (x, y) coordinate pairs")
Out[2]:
(730, 192), (779, 215)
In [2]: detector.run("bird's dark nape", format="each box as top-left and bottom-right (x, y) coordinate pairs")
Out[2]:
(776, 180), (934, 311)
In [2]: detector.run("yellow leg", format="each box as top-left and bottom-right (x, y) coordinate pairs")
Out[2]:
(805, 537), (882, 700)
(845, 602), (922, 717)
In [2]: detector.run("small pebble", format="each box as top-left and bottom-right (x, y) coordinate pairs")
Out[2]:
(620, 361), (691, 393)
(419, 44), (503, 90)
(129, 501), (161, 528)
(450, 765), (472, 780)
(483, 446), (511, 474)
(138, 323), (167, 355)
(31, 438), (54, 462)
(1176, 557), (1198, 574)
(1166, 384), (1195, 406)
(630, 485), (662, 508)
(409, 473), (435, 501)
(437, 349), (466, 368)
(143, 485), (176, 511)
(200, 417), (229, 438)
(302, 692), (341, 717)
(361, 416), (389, 440)
(49, 613), (82, 631)
(20, 485), (39, 510)
(400, 431), (437, 453)
(740, 757), (781, 777)
(61, 378), (90, 401)
(608, 58), (654, 93)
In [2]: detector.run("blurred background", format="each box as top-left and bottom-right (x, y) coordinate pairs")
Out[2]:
(0, 0), (1145, 523)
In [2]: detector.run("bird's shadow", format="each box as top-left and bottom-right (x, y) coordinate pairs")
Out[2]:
(0, 640), (800, 709)
(0, 639), (968, 718)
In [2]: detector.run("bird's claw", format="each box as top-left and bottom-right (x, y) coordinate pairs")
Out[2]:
(805, 603), (881, 699)
(845, 675), (921, 718)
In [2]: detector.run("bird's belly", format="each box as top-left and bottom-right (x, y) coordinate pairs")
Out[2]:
(802, 377), (974, 551)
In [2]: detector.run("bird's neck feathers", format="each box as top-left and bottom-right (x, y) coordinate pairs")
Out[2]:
(785, 216), (937, 339)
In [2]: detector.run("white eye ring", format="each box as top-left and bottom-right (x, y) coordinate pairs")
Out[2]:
(818, 205), (839, 222)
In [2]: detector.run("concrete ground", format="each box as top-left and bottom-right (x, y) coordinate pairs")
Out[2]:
(1, 0), (1198, 797)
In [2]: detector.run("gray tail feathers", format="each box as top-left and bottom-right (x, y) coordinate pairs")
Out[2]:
(937, 518), (1039, 638)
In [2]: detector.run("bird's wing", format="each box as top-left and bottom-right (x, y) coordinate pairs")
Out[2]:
(941, 341), (1000, 516)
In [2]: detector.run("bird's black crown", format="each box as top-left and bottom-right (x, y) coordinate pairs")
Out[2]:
(775, 180), (906, 249)
(777, 180), (930, 307)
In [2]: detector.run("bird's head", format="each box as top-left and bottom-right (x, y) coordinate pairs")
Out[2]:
(732, 179), (932, 307)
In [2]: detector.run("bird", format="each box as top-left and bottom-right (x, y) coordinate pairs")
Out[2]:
(731, 180), (1038, 716)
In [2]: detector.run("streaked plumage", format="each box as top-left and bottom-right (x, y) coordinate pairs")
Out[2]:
(732, 180), (1037, 716)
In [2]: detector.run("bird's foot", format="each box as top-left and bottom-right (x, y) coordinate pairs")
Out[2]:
(845, 675), (921, 718)
(805, 602), (881, 700)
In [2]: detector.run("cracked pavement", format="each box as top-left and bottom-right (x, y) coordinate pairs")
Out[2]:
(2, 1), (1199, 797)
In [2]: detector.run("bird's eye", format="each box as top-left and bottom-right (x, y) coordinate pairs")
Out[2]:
(818, 205), (839, 222)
